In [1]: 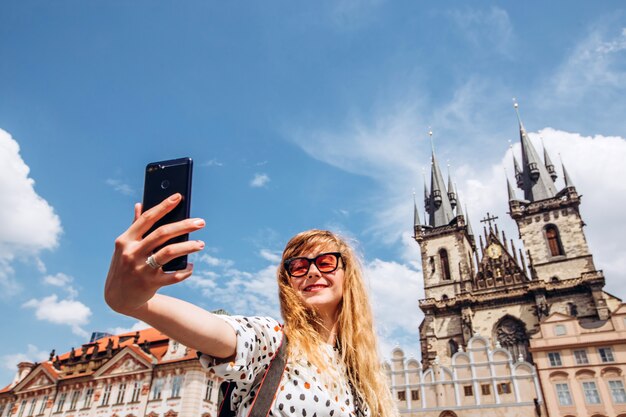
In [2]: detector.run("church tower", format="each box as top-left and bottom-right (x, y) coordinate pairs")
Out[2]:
(508, 103), (609, 320)
(414, 133), (476, 365)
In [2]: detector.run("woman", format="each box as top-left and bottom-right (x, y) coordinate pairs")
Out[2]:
(104, 194), (396, 417)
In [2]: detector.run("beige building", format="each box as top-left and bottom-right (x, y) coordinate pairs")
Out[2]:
(530, 305), (626, 417)
(0, 328), (221, 417)
(385, 334), (543, 417)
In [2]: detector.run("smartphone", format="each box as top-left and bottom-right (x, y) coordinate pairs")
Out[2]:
(142, 157), (193, 272)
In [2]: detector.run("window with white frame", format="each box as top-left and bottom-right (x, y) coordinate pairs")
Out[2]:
(171, 376), (183, 398)
(68, 391), (80, 410)
(204, 379), (214, 401)
(599, 347), (615, 363)
(100, 385), (111, 406)
(115, 383), (126, 405)
(151, 378), (163, 400)
(55, 394), (66, 413)
(38, 396), (48, 415)
(573, 349), (589, 365)
(82, 389), (93, 409)
(609, 380), (626, 403)
(27, 399), (36, 417)
(582, 381), (601, 404)
(131, 382), (141, 403)
(554, 324), (566, 336)
(555, 383), (573, 406)
(548, 352), (562, 366)
(17, 401), (26, 417)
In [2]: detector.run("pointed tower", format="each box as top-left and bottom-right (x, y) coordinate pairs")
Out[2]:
(414, 132), (476, 366)
(513, 103), (558, 201)
(543, 144), (558, 182)
(508, 104), (608, 320)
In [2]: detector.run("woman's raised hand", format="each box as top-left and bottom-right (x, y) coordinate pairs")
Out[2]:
(104, 193), (206, 315)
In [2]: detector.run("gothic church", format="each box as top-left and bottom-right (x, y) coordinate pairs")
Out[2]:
(414, 106), (619, 367)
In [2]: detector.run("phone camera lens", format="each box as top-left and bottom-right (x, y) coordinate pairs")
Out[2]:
(161, 180), (170, 189)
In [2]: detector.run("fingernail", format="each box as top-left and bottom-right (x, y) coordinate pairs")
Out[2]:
(194, 219), (205, 227)
(197, 240), (205, 249)
(169, 193), (181, 202)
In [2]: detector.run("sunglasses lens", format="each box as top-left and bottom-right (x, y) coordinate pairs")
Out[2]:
(288, 258), (310, 277)
(315, 253), (338, 272)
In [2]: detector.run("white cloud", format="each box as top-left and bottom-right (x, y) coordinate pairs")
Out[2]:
(105, 178), (135, 196)
(250, 173), (270, 188)
(43, 272), (79, 298)
(43, 272), (72, 287)
(189, 252), (281, 318)
(22, 295), (92, 338)
(0, 129), (62, 294)
(364, 258), (422, 359)
(259, 249), (281, 263)
(1, 344), (49, 371)
(107, 320), (151, 336)
(197, 253), (234, 268)
(537, 25), (626, 132)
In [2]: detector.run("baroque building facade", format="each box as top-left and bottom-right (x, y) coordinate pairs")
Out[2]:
(530, 305), (626, 417)
(0, 328), (222, 417)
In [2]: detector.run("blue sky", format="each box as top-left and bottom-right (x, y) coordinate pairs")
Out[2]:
(2, 2), (626, 384)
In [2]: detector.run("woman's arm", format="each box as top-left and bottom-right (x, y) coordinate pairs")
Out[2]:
(104, 193), (236, 359)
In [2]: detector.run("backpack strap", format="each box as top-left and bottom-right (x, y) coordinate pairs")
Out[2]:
(217, 334), (288, 417)
(246, 335), (288, 417)
(217, 381), (237, 417)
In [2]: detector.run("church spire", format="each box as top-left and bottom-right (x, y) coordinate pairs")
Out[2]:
(414, 192), (421, 228)
(510, 142), (523, 189)
(465, 204), (475, 237)
(513, 100), (557, 201)
(507, 176), (517, 201)
(427, 131), (455, 227)
(447, 168), (457, 210)
(562, 161), (575, 188)
(543, 141), (558, 182)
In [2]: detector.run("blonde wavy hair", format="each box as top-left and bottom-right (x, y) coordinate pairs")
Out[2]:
(277, 229), (397, 417)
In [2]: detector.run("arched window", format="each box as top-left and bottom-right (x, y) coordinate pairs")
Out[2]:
(439, 249), (451, 280)
(568, 302), (578, 317)
(545, 225), (564, 257)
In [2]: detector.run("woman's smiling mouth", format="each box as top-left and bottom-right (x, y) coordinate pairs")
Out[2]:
(303, 284), (329, 292)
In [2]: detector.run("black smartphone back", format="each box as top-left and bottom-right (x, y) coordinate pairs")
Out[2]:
(142, 157), (193, 272)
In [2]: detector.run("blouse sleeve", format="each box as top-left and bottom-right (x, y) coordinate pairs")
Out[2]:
(198, 315), (284, 386)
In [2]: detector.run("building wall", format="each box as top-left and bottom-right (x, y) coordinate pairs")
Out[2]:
(387, 335), (545, 417)
(0, 339), (221, 417)
(531, 305), (626, 417)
